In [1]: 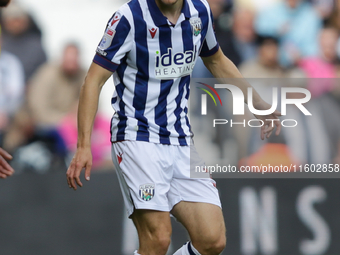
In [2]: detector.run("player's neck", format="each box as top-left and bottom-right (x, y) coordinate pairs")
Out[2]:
(155, 0), (184, 24)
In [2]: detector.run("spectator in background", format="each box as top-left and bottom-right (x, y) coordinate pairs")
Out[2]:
(326, 0), (340, 59)
(298, 27), (339, 97)
(1, 2), (46, 83)
(329, 63), (340, 112)
(58, 102), (112, 170)
(280, 75), (340, 165)
(299, 28), (339, 78)
(0, 39), (25, 146)
(236, 36), (283, 160)
(328, 0), (340, 29)
(242, 73), (340, 167)
(0, 0), (15, 179)
(235, 0), (280, 12)
(3, 43), (85, 173)
(240, 36), (284, 78)
(192, 3), (257, 78)
(255, 0), (322, 67)
(223, 7), (257, 67)
(309, 0), (334, 20)
(27, 43), (85, 127)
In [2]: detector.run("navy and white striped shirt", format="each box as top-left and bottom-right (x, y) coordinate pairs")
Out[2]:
(93, 0), (219, 146)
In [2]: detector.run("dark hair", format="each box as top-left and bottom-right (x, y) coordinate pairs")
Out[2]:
(0, 0), (10, 7)
(256, 35), (279, 46)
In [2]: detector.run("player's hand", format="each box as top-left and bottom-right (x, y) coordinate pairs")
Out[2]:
(0, 147), (14, 179)
(253, 100), (282, 140)
(66, 147), (93, 190)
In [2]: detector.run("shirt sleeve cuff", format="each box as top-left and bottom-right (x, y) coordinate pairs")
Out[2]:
(199, 43), (220, 58)
(93, 53), (119, 72)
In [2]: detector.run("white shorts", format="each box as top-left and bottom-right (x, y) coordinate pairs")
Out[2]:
(111, 140), (221, 217)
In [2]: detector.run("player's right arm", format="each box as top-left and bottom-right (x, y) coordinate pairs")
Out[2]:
(66, 63), (112, 190)
(67, 9), (131, 190)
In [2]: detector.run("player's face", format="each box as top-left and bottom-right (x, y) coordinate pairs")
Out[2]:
(0, 0), (11, 7)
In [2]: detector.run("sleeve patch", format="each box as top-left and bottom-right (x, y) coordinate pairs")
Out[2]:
(98, 29), (116, 50)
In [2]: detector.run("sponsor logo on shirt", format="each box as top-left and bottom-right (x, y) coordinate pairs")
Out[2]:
(111, 13), (121, 26)
(96, 48), (107, 56)
(149, 27), (157, 39)
(107, 29), (114, 36)
(155, 46), (198, 79)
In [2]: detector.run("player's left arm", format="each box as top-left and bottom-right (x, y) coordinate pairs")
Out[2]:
(201, 48), (281, 139)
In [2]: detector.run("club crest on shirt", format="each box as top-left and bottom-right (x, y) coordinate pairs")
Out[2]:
(189, 17), (202, 36)
(139, 183), (155, 201)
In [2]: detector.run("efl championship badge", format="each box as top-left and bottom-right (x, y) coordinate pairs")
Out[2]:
(99, 28), (116, 50)
(139, 183), (155, 201)
(189, 17), (202, 36)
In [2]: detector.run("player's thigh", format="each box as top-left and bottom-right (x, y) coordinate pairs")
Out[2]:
(171, 202), (226, 245)
(131, 210), (172, 247)
(112, 141), (173, 216)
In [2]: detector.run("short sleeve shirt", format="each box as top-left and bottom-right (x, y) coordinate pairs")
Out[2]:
(93, 0), (219, 146)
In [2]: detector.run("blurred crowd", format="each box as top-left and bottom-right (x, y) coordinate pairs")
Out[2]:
(193, 0), (340, 168)
(195, 0), (340, 81)
(0, 2), (112, 173)
(1, 0), (340, 174)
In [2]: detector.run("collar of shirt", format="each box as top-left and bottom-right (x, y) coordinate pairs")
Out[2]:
(147, 0), (191, 27)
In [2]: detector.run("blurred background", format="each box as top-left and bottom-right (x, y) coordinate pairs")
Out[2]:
(1, 0), (340, 254)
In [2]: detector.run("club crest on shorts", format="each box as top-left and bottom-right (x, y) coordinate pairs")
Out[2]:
(139, 183), (155, 201)
(189, 17), (202, 36)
